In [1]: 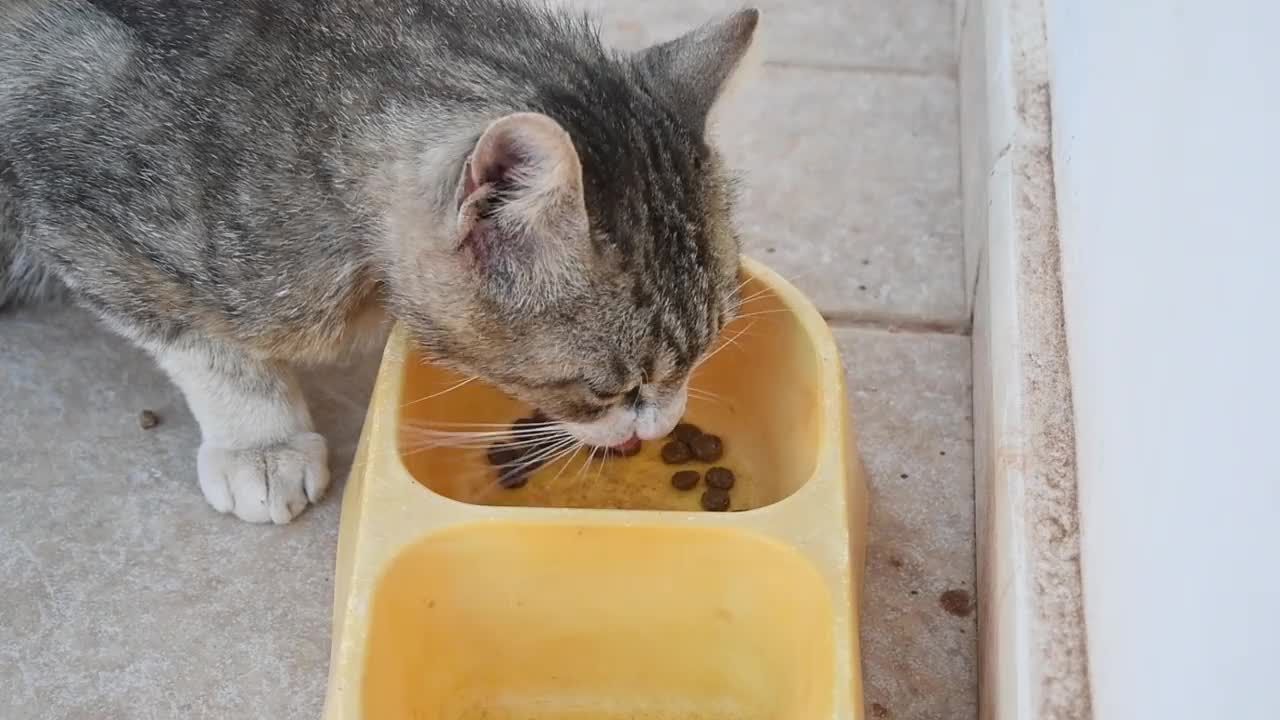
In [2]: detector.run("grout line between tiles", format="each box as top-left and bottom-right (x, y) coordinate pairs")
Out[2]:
(763, 59), (956, 79)
(821, 313), (972, 336)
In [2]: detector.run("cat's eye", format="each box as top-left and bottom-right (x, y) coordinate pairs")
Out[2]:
(564, 402), (610, 421)
(586, 383), (641, 407)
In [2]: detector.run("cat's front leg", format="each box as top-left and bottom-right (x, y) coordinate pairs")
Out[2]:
(153, 340), (330, 524)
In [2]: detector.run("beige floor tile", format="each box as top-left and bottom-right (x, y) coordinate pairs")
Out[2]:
(718, 67), (964, 323)
(838, 328), (977, 719)
(0, 306), (371, 720)
(576, 0), (956, 72)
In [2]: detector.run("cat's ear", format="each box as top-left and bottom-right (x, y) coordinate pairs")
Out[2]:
(453, 113), (588, 279)
(635, 9), (760, 127)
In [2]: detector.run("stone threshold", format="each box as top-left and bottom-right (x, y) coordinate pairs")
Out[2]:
(958, 0), (1092, 717)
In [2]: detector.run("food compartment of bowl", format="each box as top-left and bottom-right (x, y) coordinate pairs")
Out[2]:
(396, 274), (825, 512)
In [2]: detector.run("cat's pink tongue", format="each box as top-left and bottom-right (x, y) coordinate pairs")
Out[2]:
(612, 436), (642, 454)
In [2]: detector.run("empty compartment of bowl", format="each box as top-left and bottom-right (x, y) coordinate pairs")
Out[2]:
(361, 523), (835, 720)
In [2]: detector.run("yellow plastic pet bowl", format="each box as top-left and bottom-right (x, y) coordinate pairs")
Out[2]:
(322, 256), (870, 719)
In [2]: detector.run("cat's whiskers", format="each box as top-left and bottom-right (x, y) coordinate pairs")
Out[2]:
(720, 333), (752, 354)
(737, 262), (859, 310)
(405, 419), (560, 430)
(545, 442), (587, 491)
(399, 421), (569, 454)
(457, 434), (581, 491)
(448, 435), (583, 504)
(731, 308), (788, 322)
(402, 423), (563, 449)
(593, 446), (608, 484)
(399, 427), (565, 450)
(403, 421), (563, 437)
(399, 376), (479, 409)
(507, 436), (581, 470)
(576, 446), (601, 484)
(408, 429), (563, 446)
(688, 386), (727, 401)
(686, 387), (729, 408)
(736, 286), (776, 306)
(715, 325), (764, 343)
(696, 319), (758, 370)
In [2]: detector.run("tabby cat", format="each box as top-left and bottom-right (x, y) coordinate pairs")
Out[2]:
(0, 0), (757, 523)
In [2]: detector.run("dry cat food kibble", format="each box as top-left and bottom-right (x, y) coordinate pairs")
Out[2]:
(670, 423), (703, 444)
(485, 443), (522, 468)
(670, 470), (700, 491)
(700, 487), (731, 512)
(486, 412), (557, 489)
(138, 409), (160, 430)
(704, 466), (735, 490)
(669, 420), (723, 461)
(689, 433), (723, 462)
(496, 465), (530, 489)
(660, 440), (693, 464)
(663, 420), (742, 510)
(486, 410), (742, 508)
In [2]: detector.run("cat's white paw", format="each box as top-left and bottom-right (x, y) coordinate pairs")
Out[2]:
(196, 433), (330, 524)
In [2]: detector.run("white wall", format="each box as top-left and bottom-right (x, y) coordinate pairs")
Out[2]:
(1047, 2), (1280, 718)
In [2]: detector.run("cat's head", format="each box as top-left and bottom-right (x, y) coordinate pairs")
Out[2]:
(394, 10), (759, 448)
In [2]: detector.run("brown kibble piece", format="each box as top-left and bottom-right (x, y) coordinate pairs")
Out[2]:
(486, 443), (523, 467)
(496, 449), (551, 488)
(497, 466), (529, 489)
(138, 410), (160, 430)
(870, 702), (890, 718)
(705, 466), (735, 490)
(671, 470), (700, 491)
(700, 488), (731, 512)
(660, 440), (693, 464)
(512, 448), (551, 474)
(670, 423), (703, 444)
(939, 589), (973, 617)
(690, 434), (723, 462)
(491, 411), (570, 488)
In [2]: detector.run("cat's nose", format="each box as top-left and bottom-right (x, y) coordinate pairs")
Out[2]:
(633, 387), (687, 441)
(634, 406), (677, 441)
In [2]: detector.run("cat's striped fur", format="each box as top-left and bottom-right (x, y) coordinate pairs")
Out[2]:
(0, 0), (757, 523)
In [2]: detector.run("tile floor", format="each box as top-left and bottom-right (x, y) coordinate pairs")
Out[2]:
(0, 2), (973, 719)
